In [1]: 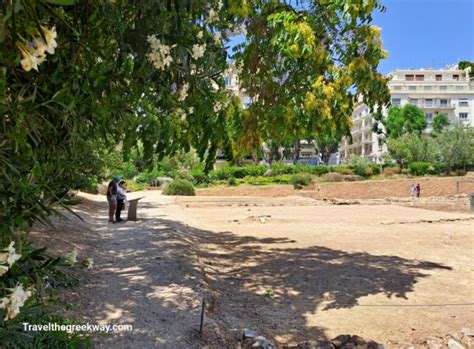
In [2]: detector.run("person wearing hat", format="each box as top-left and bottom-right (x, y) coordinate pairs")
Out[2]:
(115, 180), (127, 223)
(107, 175), (121, 223)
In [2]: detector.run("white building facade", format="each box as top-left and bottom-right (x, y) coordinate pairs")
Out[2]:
(340, 66), (474, 163)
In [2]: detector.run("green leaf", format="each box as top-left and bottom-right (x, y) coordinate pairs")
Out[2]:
(44, 0), (76, 5)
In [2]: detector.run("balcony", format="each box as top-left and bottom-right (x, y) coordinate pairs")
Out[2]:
(418, 103), (455, 109)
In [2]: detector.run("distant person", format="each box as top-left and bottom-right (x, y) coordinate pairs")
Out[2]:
(116, 180), (127, 223)
(107, 176), (120, 223)
(416, 183), (421, 198)
(410, 184), (417, 197)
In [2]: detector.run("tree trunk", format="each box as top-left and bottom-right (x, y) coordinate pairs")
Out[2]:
(293, 139), (301, 164)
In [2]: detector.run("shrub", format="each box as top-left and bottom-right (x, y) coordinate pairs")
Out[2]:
(228, 176), (237, 186)
(243, 175), (292, 185)
(290, 173), (312, 189)
(321, 172), (344, 182)
(190, 166), (210, 185)
(163, 179), (195, 196)
(125, 180), (145, 192)
(310, 165), (332, 176)
(334, 166), (353, 175)
(369, 164), (381, 175)
(383, 167), (401, 176)
(408, 162), (438, 176)
(270, 162), (297, 175)
(136, 168), (164, 185)
(210, 164), (267, 180)
(343, 175), (364, 181)
(116, 162), (139, 179)
(455, 169), (467, 176)
(349, 155), (373, 177)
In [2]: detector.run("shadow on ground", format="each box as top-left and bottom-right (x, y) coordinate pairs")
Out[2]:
(68, 196), (452, 347)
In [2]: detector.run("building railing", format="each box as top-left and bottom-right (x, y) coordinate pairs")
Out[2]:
(416, 103), (455, 109)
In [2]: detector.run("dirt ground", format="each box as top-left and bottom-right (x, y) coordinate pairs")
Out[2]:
(197, 175), (474, 201)
(29, 177), (474, 348)
(174, 194), (474, 347)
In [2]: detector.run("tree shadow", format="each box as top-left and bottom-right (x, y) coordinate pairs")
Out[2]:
(65, 197), (453, 347)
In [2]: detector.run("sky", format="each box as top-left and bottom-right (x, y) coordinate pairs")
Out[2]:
(228, 0), (474, 75)
(373, 0), (474, 74)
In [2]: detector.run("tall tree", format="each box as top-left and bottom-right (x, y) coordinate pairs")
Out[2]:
(432, 113), (450, 134)
(374, 104), (427, 139)
(235, 0), (390, 161)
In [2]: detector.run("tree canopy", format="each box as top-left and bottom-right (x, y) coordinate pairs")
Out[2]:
(374, 104), (427, 139)
(1, 0), (390, 243)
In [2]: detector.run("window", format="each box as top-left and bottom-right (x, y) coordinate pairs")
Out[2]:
(435, 75), (442, 81)
(224, 77), (232, 86)
(456, 86), (464, 91)
(440, 99), (448, 107)
(425, 113), (433, 122)
(439, 85), (447, 91)
(459, 100), (469, 107)
(409, 98), (418, 105)
(453, 74), (459, 81)
(408, 85), (417, 91)
(391, 98), (401, 106)
(459, 113), (469, 120)
(405, 75), (414, 81)
(393, 85), (402, 90)
(424, 86), (432, 91)
(425, 99), (433, 107)
(415, 75), (424, 81)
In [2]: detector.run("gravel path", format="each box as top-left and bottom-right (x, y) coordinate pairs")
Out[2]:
(72, 193), (212, 349)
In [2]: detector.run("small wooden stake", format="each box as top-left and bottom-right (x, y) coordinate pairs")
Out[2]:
(199, 298), (205, 335)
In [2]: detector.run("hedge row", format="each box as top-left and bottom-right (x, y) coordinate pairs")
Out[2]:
(408, 162), (447, 176)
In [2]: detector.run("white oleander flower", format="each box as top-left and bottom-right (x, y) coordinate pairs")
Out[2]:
(191, 43), (206, 60)
(213, 31), (222, 44)
(0, 252), (8, 264)
(0, 265), (8, 277)
(7, 253), (21, 267)
(40, 26), (58, 54)
(0, 297), (8, 309)
(197, 31), (204, 39)
(147, 35), (175, 70)
(65, 248), (78, 265)
(3, 284), (32, 321)
(213, 101), (223, 113)
(207, 8), (219, 23)
(5, 242), (15, 255)
(178, 83), (189, 102)
(188, 107), (194, 114)
(2, 242), (21, 267)
(16, 26), (57, 72)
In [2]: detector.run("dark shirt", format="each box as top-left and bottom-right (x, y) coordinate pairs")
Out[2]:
(107, 181), (117, 199)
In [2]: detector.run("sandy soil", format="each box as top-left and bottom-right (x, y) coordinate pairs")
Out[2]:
(29, 183), (474, 348)
(172, 194), (474, 347)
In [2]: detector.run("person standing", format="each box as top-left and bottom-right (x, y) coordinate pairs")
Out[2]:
(116, 180), (127, 223)
(416, 183), (421, 198)
(107, 176), (120, 223)
(410, 184), (417, 205)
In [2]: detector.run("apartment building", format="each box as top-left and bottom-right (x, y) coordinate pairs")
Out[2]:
(340, 66), (474, 163)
